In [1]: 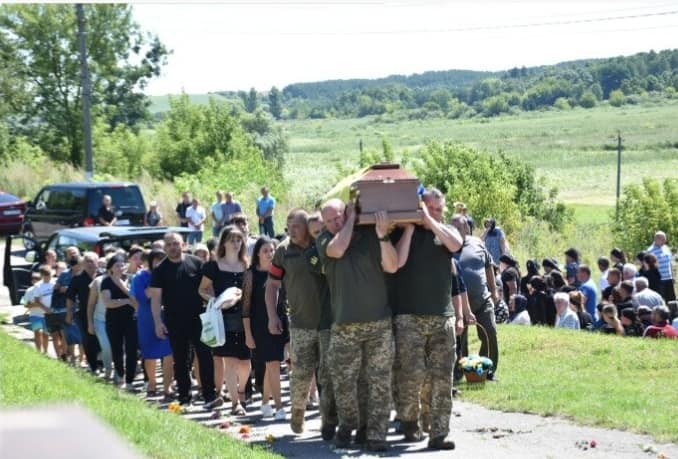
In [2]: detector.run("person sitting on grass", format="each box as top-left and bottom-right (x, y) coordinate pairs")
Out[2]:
(507, 294), (531, 325)
(554, 292), (580, 330)
(599, 304), (624, 336)
(22, 268), (53, 353)
(620, 308), (644, 337)
(643, 305), (678, 339)
(569, 291), (593, 331)
(632, 276), (664, 309)
(637, 305), (654, 329)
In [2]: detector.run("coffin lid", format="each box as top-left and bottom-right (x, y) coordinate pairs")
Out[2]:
(351, 163), (418, 185)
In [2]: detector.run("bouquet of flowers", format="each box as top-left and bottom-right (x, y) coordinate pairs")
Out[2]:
(458, 354), (494, 383)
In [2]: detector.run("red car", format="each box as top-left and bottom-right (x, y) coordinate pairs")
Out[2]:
(0, 191), (26, 234)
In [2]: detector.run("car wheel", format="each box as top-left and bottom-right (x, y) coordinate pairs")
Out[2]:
(22, 229), (36, 250)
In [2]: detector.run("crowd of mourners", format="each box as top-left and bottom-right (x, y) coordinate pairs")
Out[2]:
(19, 186), (678, 453)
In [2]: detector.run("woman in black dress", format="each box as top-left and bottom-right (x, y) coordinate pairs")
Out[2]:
(243, 237), (288, 420)
(198, 225), (250, 415)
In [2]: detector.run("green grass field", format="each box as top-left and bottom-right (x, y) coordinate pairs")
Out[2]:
(464, 325), (678, 443)
(149, 93), (239, 114)
(0, 332), (279, 459)
(280, 101), (678, 209)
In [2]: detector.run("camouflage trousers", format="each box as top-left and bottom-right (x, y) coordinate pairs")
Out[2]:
(289, 328), (337, 427)
(318, 329), (338, 426)
(394, 314), (456, 439)
(329, 318), (394, 441)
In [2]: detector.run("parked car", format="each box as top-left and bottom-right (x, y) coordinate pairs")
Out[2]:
(21, 182), (146, 244)
(3, 225), (192, 305)
(0, 191), (26, 235)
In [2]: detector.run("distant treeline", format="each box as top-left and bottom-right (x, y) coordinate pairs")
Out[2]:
(221, 49), (678, 120)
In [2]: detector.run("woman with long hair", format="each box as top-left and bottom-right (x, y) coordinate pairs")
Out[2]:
(198, 225), (250, 415)
(100, 254), (138, 391)
(243, 237), (288, 420)
(131, 249), (174, 399)
(642, 253), (662, 294)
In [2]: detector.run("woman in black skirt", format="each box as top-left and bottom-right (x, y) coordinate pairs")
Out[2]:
(199, 225), (250, 415)
(243, 236), (288, 420)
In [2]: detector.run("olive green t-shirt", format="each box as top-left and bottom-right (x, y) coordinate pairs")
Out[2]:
(316, 226), (390, 325)
(269, 239), (330, 330)
(393, 225), (454, 316)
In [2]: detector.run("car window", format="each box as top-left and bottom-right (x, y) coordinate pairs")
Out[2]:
(46, 189), (87, 211)
(35, 189), (50, 210)
(54, 235), (95, 260)
(0, 193), (20, 203)
(88, 187), (144, 215)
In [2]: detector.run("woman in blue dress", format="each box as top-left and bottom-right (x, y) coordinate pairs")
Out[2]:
(131, 249), (174, 398)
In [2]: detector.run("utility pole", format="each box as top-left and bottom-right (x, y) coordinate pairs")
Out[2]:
(76, 4), (94, 180)
(615, 130), (622, 219)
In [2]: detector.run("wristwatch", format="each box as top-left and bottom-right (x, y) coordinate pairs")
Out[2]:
(378, 234), (390, 242)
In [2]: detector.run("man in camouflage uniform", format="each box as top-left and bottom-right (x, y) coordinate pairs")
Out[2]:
(316, 199), (398, 452)
(266, 209), (337, 438)
(393, 188), (464, 449)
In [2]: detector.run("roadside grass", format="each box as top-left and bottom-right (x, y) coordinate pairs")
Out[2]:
(0, 331), (279, 459)
(463, 325), (678, 443)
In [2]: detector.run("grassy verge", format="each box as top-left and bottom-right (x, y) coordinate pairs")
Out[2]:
(463, 325), (678, 442)
(0, 331), (279, 459)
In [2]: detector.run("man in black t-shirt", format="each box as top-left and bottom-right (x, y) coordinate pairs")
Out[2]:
(149, 232), (222, 408)
(175, 192), (192, 227)
(97, 195), (116, 226)
(393, 188), (463, 450)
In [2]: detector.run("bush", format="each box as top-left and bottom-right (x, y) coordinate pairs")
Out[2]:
(613, 178), (678, 255)
(608, 89), (625, 107)
(553, 97), (570, 110)
(580, 91), (597, 108)
(409, 142), (571, 235)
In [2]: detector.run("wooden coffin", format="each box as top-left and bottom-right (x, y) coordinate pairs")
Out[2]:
(351, 163), (423, 224)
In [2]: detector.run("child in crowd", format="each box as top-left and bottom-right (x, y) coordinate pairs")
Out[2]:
(21, 266), (55, 353)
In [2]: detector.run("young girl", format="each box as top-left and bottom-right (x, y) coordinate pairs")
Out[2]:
(101, 255), (138, 390)
(22, 267), (52, 353)
(243, 237), (287, 420)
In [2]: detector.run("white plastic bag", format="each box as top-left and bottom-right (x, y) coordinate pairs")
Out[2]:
(200, 297), (225, 347)
(214, 286), (242, 310)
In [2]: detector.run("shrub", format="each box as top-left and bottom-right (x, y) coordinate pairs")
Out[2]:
(580, 91), (597, 108)
(613, 178), (678, 255)
(409, 142), (570, 234)
(608, 89), (625, 107)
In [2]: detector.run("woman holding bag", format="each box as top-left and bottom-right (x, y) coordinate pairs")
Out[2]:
(243, 237), (287, 420)
(199, 225), (250, 415)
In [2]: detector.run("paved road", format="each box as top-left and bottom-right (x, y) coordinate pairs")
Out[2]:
(1, 242), (677, 458)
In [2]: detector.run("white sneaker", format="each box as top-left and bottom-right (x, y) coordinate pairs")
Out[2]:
(274, 408), (286, 421)
(261, 404), (274, 418)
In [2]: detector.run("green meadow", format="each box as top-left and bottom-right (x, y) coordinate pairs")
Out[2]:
(280, 100), (678, 217)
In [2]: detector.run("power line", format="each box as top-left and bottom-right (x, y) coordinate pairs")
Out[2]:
(214, 8), (678, 36)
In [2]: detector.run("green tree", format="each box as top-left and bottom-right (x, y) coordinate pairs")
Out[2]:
(410, 142), (570, 234)
(154, 94), (259, 179)
(268, 86), (282, 120)
(608, 89), (625, 107)
(0, 4), (168, 166)
(613, 178), (678, 254)
(579, 91), (597, 108)
(245, 87), (258, 113)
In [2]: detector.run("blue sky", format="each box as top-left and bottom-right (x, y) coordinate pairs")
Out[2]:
(132, 1), (678, 95)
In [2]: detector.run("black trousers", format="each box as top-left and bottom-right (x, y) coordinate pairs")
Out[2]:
(76, 311), (101, 372)
(166, 315), (216, 403)
(105, 306), (138, 384)
(661, 279), (676, 302)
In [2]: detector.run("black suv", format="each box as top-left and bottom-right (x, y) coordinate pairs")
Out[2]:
(22, 182), (146, 243)
(3, 226), (191, 305)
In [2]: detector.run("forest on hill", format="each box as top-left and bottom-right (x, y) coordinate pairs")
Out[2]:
(222, 49), (678, 120)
